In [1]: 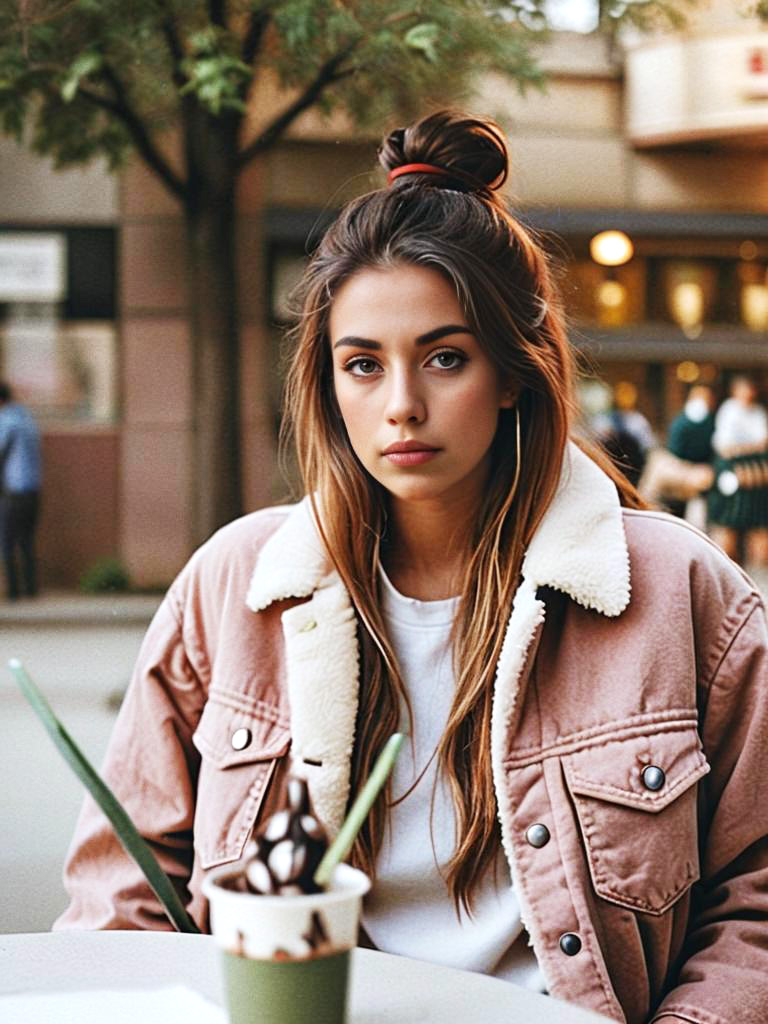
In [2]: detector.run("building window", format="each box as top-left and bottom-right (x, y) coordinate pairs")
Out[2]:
(0, 227), (117, 423)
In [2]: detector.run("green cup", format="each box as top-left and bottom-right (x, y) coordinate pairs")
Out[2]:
(203, 862), (370, 1024)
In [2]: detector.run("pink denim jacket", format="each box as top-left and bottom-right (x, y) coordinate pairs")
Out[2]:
(55, 444), (768, 1024)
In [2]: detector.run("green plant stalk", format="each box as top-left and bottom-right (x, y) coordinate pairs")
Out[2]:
(314, 732), (404, 889)
(9, 659), (199, 934)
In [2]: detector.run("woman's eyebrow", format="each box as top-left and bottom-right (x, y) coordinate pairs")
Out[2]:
(332, 324), (472, 350)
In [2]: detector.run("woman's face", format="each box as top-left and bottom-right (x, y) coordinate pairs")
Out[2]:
(732, 377), (757, 405)
(329, 264), (514, 510)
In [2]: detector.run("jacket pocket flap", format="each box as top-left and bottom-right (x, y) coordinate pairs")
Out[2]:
(192, 691), (290, 769)
(562, 726), (709, 813)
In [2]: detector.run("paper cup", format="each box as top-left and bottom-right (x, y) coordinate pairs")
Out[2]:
(203, 862), (370, 1024)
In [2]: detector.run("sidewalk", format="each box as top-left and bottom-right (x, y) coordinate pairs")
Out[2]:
(0, 589), (163, 624)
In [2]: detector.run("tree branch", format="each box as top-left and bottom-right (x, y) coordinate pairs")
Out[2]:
(241, 8), (270, 65)
(82, 65), (187, 200)
(160, 15), (188, 91)
(236, 46), (356, 169)
(208, 0), (226, 28)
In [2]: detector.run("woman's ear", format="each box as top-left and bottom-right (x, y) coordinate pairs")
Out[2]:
(499, 382), (519, 409)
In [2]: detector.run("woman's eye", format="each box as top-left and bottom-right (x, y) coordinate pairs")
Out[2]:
(345, 357), (380, 376)
(429, 350), (465, 370)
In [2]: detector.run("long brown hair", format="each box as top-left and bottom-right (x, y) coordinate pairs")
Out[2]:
(282, 110), (642, 912)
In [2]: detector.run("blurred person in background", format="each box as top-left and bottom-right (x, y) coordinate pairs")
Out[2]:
(592, 380), (655, 487)
(663, 383), (716, 527)
(708, 374), (768, 566)
(0, 381), (41, 600)
(637, 384), (715, 529)
(667, 383), (716, 476)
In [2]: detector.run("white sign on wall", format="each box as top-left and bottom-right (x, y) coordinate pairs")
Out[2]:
(0, 233), (66, 302)
(626, 30), (768, 146)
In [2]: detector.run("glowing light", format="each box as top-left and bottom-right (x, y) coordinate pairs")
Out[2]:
(676, 361), (700, 384)
(670, 281), (704, 337)
(741, 283), (768, 331)
(597, 280), (626, 308)
(589, 231), (634, 267)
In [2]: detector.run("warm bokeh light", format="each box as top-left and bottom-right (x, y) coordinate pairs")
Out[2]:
(676, 360), (700, 384)
(739, 240), (758, 261)
(614, 380), (638, 411)
(741, 283), (768, 331)
(597, 280), (626, 308)
(589, 230), (634, 267)
(595, 279), (629, 326)
(669, 281), (704, 336)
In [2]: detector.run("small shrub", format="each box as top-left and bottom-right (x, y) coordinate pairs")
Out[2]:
(79, 557), (131, 594)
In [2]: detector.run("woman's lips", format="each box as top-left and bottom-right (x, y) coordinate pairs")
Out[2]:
(382, 442), (440, 467)
(385, 450), (439, 466)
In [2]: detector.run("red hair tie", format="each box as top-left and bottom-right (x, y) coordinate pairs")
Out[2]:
(387, 163), (446, 185)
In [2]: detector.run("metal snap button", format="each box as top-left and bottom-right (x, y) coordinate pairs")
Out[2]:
(231, 727), (252, 751)
(642, 765), (665, 791)
(525, 823), (550, 848)
(559, 932), (582, 956)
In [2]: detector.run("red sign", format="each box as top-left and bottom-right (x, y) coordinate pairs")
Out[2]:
(749, 48), (767, 74)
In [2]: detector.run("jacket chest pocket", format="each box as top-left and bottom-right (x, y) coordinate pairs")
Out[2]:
(562, 726), (709, 916)
(192, 690), (291, 869)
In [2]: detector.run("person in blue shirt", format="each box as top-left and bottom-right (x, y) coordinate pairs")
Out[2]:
(0, 382), (41, 599)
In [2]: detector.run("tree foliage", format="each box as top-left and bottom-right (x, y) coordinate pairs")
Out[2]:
(595, 0), (695, 34)
(0, 1), (696, 193)
(0, 1), (551, 193)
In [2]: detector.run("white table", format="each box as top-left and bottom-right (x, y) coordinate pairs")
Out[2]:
(0, 931), (610, 1023)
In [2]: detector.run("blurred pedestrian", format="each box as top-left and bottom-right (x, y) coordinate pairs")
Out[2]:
(667, 383), (716, 467)
(663, 383), (716, 524)
(592, 380), (655, 486)
(0, 382), (42, 600)
(708, 374), (768, 565)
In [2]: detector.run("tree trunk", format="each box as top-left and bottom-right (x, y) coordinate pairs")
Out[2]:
(184, 111), (243, 546)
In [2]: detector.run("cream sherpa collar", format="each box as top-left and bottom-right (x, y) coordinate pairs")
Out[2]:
(247, 441), (631, 618)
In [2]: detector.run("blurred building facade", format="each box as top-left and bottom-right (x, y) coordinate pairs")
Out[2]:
(1, 0), (767, 587)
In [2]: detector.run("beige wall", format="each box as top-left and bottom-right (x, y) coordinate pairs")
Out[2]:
(38, 430), (120, 587)
(0, 136), (118, 223)
(118, 154), (190, 586)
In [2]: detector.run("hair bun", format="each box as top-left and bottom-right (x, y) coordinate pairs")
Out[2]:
(378, 110), (508, 194)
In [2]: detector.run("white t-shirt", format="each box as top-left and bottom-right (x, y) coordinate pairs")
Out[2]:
(712, 398), (768, 455)
(361, 569), (546, 990)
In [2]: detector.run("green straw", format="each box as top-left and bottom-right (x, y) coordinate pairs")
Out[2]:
(9, 658), (200, 934)
(314, 732), (405, 888)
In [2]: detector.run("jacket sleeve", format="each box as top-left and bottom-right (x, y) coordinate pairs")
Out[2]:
(53, 582), (207, 931)
(651, 595), (768, 1024)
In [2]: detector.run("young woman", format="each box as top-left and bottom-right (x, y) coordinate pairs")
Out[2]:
(56, 112), (768, 1024)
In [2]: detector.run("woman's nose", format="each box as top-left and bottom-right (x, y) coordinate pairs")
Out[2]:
(385, 370), (426, 425)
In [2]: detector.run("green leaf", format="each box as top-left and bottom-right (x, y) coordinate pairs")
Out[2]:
(8, 659), (200, 934)
(61, 51), (103, 103)
(404, 22), (440, 63)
